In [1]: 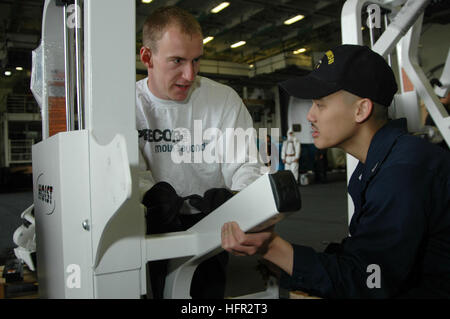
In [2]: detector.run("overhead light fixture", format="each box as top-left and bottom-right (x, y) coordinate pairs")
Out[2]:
(203, 36), (214, 44)
(293, 48), (306, 54)
(211, 2), (230, 14)
(4, 71), (12, 76)
(16, 66), (23, 71)
(249, 64), (254, 68)
(230, 41), (246, 49)
(284, 14), (305, 25)
(141, 0), (152, 4)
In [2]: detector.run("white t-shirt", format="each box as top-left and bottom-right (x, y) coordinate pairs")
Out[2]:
(136, 76), (263, 210)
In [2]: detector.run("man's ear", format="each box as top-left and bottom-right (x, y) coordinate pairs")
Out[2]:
(355, 98), (373, 123)
(140, 46), (153, 69)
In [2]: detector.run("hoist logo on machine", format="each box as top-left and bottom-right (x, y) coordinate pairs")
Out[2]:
(36, 173), (56, 215)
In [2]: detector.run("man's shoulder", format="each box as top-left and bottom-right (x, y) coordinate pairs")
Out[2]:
(386, 133), (450, 174)
(135, 77), (154, 111)
(197, 76), (237, 94)
(393, 134), (449, 161)
(192, 76), (244, 112)
(136, 77), (147, 92)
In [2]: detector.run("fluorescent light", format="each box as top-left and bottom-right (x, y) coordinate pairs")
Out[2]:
(4, 71), (12, 76)
(230, 41), (246, 49)
(141, 0), (152, 4)
(16, 66), (23, 71)
(203, 36), (214, 44)
(284, 14), (305, 25)
(293, 48), (306, 54)
(211, 2), (230, 14)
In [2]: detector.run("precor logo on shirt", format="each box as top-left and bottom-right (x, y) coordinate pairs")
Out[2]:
(138, 128), (183, 143)
(139, 121), (280, 173)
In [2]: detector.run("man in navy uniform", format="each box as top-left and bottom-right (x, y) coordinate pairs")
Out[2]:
(221, 44), (450, 298)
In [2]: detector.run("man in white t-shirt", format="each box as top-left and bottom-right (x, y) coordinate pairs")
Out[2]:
(137, 6), (263, 299)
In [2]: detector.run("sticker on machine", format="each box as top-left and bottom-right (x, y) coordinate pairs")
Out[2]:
(36, 173), (56, 215)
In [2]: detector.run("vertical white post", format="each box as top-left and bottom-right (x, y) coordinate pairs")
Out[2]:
(83, 0), (144, 298)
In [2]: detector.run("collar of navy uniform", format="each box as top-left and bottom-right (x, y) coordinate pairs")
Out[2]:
(347, 118), (408, 230)
(360, 118), (408, 183)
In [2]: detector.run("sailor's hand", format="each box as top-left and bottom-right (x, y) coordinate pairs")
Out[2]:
(221, 221), (274, 256)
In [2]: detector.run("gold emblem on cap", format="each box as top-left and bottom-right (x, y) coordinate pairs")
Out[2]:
(326, 50), (334, 64)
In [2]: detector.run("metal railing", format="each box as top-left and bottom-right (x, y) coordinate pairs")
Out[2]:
(7, 94), (40, 114)
(9, 139), (34, 163)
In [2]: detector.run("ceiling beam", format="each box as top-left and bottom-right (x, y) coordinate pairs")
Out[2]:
(194, 0), (227, 18)
(202, 6), (266, 38)
(201, 0), (292, 44)
(238, 0), (339, 16)
(211, 2), (339, 54)
(210, 2), (341, 64)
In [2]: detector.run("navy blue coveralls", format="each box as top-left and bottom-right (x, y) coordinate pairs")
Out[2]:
(280, 119), (450, 298)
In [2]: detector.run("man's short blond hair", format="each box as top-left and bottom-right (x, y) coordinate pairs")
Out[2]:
(142, 6), (203, 53)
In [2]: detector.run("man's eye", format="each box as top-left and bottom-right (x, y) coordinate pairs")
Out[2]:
(173, 58), (182, 64)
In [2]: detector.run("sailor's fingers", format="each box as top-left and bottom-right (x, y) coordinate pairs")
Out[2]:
(221, 222), (255, 256)
(221, 221), (272, 256)
(221, 222), (243, 250)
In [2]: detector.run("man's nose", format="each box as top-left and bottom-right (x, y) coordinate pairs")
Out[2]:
(306, 103), (315, 122)
(183, 62), (196, 82)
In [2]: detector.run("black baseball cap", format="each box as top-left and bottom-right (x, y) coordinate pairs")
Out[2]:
(279, 44), (398, 107)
